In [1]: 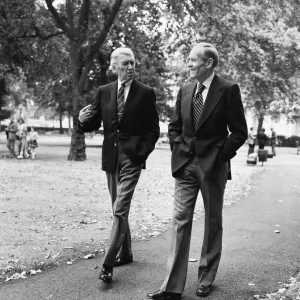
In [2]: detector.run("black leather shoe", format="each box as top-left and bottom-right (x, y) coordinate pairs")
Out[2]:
(99, 266), (113, 283)
(196, 285), (211, 297)
(114, 256), (133, 267)
(147, 289), (181, 300)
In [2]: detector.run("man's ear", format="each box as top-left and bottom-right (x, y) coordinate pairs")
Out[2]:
(206, 58), (213, 68)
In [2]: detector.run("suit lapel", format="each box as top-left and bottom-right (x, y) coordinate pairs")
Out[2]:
(110, 81), (118, 120)
(182, 82), (197, 131)
(196, 75), (223, 130)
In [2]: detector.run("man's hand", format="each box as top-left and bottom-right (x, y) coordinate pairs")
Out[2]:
(79, 104), (92, 123)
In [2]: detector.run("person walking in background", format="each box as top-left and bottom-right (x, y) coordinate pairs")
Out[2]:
(247, 127), (256, 152)
(147, 43), (247, 300)
(17, 118), (30, 159)
(6, 116), (18, 158)
(78, 47), (160, 284)
(27, 127), (38, 160)
(270, 128), (277, 156)
(257, 128), (268, 150)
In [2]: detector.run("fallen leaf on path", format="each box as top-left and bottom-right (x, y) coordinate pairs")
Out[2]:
(84, 254), (94, 259)
(274, 230), (280, 233)
(52, 252), (60, 259)
(248, 283), (255, 286)
(188, 258), (198, 262)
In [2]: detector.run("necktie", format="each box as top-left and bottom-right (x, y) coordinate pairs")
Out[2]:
(117, 82), (126, 122)
(193, 84), (205, 129)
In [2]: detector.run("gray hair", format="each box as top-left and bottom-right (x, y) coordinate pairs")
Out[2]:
(194, 42), (219, 68)
(110, 47), (134, 69)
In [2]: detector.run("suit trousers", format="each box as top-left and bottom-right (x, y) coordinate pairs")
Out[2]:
(103, 146), (143, 268)
(161, 155), (228, 294)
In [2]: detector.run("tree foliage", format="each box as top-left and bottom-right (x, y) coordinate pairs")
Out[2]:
(161, 0), (300, 129)
(1, 0), (300, 147)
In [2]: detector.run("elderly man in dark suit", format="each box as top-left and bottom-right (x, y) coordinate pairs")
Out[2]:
(79, 47), (160, 283)
(147, 42), (247, 299)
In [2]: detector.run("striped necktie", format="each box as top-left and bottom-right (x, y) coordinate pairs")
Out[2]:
(117, 82), (126, 122)
(193, 84), (205, 129)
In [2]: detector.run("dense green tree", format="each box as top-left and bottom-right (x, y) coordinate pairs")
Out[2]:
(2, 0), (300, 151)
(43, 0), (124, 160)
(161, 0), (300, 130)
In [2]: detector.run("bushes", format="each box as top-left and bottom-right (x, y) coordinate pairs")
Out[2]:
(276, 135), (300, 147)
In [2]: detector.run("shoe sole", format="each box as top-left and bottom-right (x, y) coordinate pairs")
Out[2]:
(114, 257), (133, 267)
(99, 277), (112, 283)
(196, 291), (211, 297)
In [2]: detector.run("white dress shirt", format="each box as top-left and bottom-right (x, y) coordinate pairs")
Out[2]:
(117, 79), (133, 103)
(195, 72), (215, 104)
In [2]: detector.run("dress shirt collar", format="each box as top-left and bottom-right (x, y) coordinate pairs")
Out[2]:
(117, 79), (133, 90)
(197, 72), (215, 90)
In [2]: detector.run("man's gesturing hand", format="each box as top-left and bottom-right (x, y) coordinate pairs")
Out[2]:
(79, 104), (92, 123)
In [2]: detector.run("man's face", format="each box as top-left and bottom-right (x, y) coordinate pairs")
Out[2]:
(115, 53), (135, 82)
(187, 47), (211, 82)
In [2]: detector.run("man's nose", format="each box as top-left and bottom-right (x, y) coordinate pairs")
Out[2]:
(128, 64), (133, 69)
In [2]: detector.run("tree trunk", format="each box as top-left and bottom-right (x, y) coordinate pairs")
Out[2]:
(257, 113), (264, 134)
(59, 111), (63, 134)
(67, 117), (86, 161)
(67, 89), (87, 161)
(68, 111), (71, 132)
(67, 42), (87, 161)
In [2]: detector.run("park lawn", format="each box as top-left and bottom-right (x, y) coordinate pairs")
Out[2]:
(0, 143), (261, 282)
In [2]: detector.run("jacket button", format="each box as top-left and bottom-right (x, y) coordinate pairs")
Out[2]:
(189, 151), (193, 155)
(114, 143), (117, 146)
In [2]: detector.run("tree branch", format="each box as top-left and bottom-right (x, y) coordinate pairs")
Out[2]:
(14, 30), (65, 40)
(78, 0), (90, 32)
(44, 0), (72, 38)
(89, 0), (123, 55)
(78, 0), (124, 93)
(66, 0), (75, 36)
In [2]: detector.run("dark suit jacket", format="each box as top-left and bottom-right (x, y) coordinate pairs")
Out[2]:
(79, 79), (160, 173)
(169, 75), (248, 180)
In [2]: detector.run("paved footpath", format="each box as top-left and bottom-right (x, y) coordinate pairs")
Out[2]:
(1, 149), (300, 300)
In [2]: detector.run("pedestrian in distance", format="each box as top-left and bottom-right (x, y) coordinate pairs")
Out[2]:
(6, 116), (19, 158)
(17, 118), (30, 159)
(270, 128), (277, 156)
(247, 127), (256, 152)
(27, 126), (38, 160)
(257, 128), (267, 150)
(78, 47), (160, 283)
(147, 42), (247, 300)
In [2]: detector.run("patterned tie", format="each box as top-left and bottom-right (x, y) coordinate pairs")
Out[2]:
(117, 82), (126, 122)
(193, 84), (205, 129)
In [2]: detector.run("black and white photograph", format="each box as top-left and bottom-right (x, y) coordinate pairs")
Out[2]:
(0, 1), (300, 299)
